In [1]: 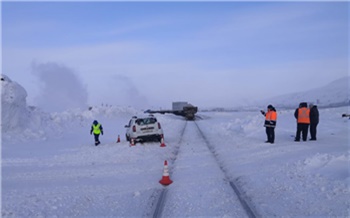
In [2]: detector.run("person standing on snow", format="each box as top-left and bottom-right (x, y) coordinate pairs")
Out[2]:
(90, 120), (103, 146)
(294, 102), (310, 142)
(260, 104), (277, 144)
(309, 103), (319, 141)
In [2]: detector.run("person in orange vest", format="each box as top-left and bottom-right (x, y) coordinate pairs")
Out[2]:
(294, 102), (310, 141)
(260, 104), (277, 144)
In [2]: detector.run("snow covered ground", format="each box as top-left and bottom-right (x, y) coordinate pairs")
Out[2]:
(1, 75), (349, 217)
(2, 106), (349, 217)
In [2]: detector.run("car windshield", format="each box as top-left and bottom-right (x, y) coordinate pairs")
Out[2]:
(136, 118), (157, 125)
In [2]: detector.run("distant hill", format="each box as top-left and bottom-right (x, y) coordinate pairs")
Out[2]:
(260, 76), (350, 109)
(200, 77), (349, 112)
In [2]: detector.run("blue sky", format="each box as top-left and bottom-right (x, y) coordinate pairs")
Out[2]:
(2, 2), (349, 111)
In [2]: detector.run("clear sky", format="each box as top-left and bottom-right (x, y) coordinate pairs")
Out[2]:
(2, 1), (349, 112)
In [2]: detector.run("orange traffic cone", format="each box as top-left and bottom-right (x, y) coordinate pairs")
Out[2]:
(159, 160), (173, 186)
(160, 137), (166, 147)
(130, 138), (136, 146)
(116, 135), (120, 143)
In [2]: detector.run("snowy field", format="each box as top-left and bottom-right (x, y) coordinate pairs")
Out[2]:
(2, 106), (349, 217)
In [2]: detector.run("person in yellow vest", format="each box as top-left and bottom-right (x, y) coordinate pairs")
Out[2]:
(260, 104), (277, 144)
(294, 102), (310, 141)
(90, 120), (103, 146)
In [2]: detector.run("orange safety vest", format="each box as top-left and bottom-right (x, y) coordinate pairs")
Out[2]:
(265, 110), (277, 122)
(297, 108), (310, 124)
(264, 110), (277, 127)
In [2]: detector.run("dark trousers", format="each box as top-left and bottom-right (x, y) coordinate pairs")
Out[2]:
(310, 123), (318, 140)
(94, 134), (100, 145)
(295, 123), (309, 141)
(265, 127), (275, 143)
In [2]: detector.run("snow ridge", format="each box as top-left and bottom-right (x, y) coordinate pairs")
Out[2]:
(263, 76), (350, 108)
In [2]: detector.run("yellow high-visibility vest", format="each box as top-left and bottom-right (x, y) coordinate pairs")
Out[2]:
(92, 124), (101, 134)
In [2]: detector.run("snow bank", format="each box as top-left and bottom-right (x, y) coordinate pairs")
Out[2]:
(1, 74), (140, 143)
(1, 74), (30, 131)
(1, 74), (54, 141)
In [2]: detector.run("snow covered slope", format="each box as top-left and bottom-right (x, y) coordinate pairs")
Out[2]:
(262, 76), (350, 108)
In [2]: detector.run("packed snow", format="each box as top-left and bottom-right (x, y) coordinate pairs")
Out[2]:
(1, 74), (349, 217)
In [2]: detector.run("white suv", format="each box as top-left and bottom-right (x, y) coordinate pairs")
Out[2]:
(125, 115), (164, 143)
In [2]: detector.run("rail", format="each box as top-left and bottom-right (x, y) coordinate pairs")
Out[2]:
(147, 121), (259, 218)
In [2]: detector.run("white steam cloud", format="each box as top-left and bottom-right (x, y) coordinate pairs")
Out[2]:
(31, 62), (88, 112)
(111, 75), (148, 109)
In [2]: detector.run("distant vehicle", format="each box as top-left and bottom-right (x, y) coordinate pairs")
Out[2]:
(145, 102), (198, 120)
(170, 102), (198, 120)
(125, 115), (164, 143)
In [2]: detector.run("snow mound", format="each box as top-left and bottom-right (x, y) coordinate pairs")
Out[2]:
(1, 74), (60, 141)
(1, 74), (140, 142)
(1, 74), (29, 131)
(301, 153), (350, 181)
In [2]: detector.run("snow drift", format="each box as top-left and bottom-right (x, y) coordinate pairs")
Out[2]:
(1, 74), (56, 141)
(1, 74), (30, 131)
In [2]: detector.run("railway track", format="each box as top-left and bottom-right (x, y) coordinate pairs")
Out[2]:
(147, 121), (258, 218)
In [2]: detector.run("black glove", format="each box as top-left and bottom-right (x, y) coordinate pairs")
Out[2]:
(101, 131), (103, 135)
(260, 110), (265, 115)
(90, 131), (92, 135)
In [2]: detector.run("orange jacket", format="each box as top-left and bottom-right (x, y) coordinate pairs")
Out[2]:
(264, 110), (277, 127)
(297, 108), (310, 124)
